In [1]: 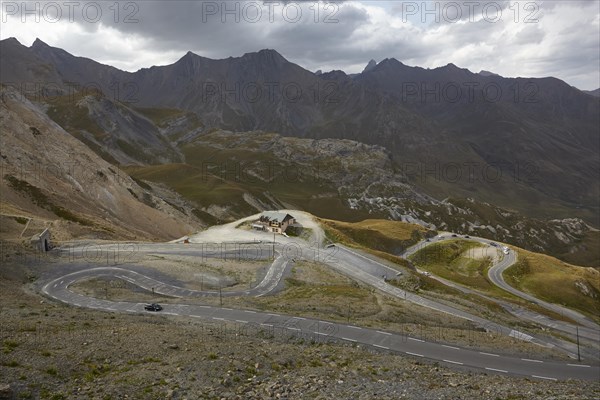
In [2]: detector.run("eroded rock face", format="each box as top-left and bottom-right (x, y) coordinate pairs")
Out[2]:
(0, 86), (196, 241)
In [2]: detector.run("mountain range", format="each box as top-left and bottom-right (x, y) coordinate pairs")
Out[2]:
(1, 37), (598, 265)
(3, 38), (598, 223)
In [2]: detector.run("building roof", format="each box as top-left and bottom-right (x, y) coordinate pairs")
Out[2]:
(260, 211), (294, 223)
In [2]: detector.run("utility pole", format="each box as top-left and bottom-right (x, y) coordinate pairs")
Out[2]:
(347, 303), (351, 324)
(273, 230), (276, 261)
(577, 326), (581, 362)
(219, 282), (223, 307)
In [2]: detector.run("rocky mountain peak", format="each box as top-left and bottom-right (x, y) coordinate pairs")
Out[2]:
(362, 59), (377, 73)
(479, 70), (500, 77)
(31, 38), (51, 49)
(242, 48), (288, 67)
(2, 37), (22, 46)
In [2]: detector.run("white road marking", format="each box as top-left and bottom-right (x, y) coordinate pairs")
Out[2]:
(235, 320), (247, 324)
(213, 317), (225, 321)
(485, 367), (507, 373)
(293, 316), (306, 320)
(376, 331), (392, 336)
(342, 337), (357, 342)
(406, 352), (424, 357)
(442, 345), (460, 350)
(443, 359), (463, 365)
(479, 352), (499, 357)
(348, 325), (362, 330)
(373, 344), (389, 349)
(409, 337), (424, 343)
(260, 323), (273, 327)
(267, 313), (280, 317)
(315, 332), (328, 336)
(288, 327), (301, 331)
(522, 358), (543, 363)
(532, 375), (557, 381)
(244, 310), (256, 314)
(567, 364), (591, 368)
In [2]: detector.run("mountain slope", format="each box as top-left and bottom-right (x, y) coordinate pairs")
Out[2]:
(45, 89), (183, 165)
(0, 85), (196, 241)
(2, 37), (598, 226)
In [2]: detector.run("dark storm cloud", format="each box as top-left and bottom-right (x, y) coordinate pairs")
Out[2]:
(1, 1), (598, 89)
(56, 0), (370, 64)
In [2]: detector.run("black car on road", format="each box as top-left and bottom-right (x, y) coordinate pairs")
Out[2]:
(144, 303), (163, 312)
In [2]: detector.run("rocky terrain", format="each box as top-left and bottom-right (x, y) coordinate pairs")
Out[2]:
(1, 37), (598, 265)
(1, 84), (596, 265)
(0, 17), (598, 400)
(137, 129), (599, 267)
(0, 85), (205, 243)
(1, 249), (599, 400)
(2, 37), (599, 225)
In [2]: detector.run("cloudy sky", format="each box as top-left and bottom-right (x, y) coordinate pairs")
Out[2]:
(1, 0), (599, 90)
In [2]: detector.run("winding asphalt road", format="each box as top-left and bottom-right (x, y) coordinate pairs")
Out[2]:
(487, 248), (598, 330)
(38, 236), (600, 381)
(41, 265), (600, 381)
(403, 235), (600, 349)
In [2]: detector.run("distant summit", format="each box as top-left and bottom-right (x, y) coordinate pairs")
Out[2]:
(1, 36), (598, 228)
(362, 59), (377, 73)
(584, 88), (600, 97)
(479, 70), (500, 77)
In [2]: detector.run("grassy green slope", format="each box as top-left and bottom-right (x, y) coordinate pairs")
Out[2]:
(505, 249), (600, 321)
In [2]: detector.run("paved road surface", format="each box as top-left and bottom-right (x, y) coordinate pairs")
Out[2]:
(41, 268), (599, 381)
(487, 249), (598, 330)
(41, 227), (599, 380)
(52, 239), (595, 357)
(403, 235), (600, 337)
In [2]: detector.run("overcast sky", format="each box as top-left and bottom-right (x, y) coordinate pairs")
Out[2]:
(1, 1), (599, 90)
